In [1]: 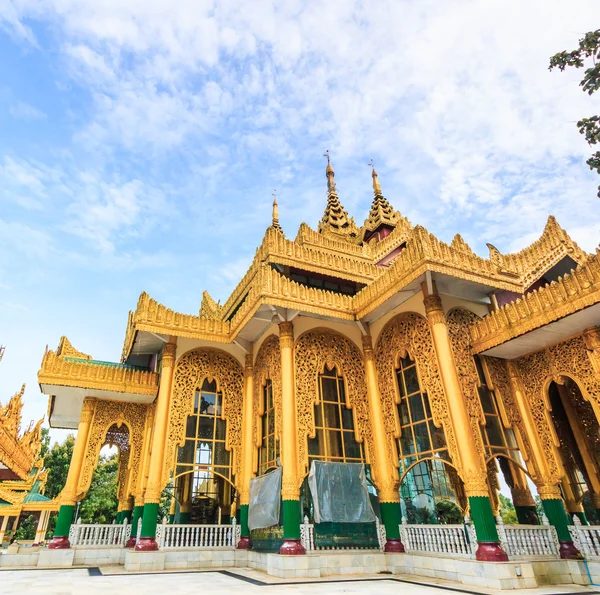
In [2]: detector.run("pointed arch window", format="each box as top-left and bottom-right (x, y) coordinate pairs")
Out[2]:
(308, 366), (364, 463)
(395, 354), (465, 519)
(258, 379), (279, 474)
(474, 356), (522, 462)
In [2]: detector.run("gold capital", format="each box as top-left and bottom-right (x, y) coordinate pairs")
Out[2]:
(361, 333), (374, 359)
(537, 483), (562, 500)
(161, 342), (177, 368)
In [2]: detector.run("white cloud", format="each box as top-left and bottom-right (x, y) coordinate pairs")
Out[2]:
(9, 101), (46, 119)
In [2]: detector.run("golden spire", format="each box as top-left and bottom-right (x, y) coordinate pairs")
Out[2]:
(318, 151), (360, 241)
(369, 159), (382, 196)
(271, 189), (282, 232)
(362, 160), (402, 241)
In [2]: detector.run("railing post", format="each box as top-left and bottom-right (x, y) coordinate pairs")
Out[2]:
(122, 518), (128, 546)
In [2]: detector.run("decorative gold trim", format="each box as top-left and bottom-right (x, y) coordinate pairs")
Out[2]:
(471, 251), (600, 354)
(164, 348), (244, 488)
(39, 348), (158, 396)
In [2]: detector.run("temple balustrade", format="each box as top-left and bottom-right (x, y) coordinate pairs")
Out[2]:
(68, 518), (131, 547)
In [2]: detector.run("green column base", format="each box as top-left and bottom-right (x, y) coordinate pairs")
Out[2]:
(140, 502), (159, 539)
(116, 511), (123, 524)
(515, 505), (539, 525)
(168, 513), (175, 524)
(180, 512), (191, 524)
(541, 499), (582, 559)
(53, 504), (75, 538)
(123, 509), (133, 524)
(380, 501), (402, 539)
(237, 504), (251, 549)
(468, 496), (508, 561)
(240, 504), (249, 538)
(542, 499), (573, 541)
(469, 496), (500, 543)
(282, 500), (301, 540)
(130, 505), (143, 535)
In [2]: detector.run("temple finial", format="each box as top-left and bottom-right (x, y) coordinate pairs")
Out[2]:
(271, 189), (282, 231)
(324, 150), (336, 192)
(368, 159), (382, 196)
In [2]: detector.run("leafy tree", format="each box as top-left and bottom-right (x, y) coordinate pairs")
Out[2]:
(14, 514), (37, 541)
(78, 453), (119, 524)
(42, 433), (75, 500)
(549, 30), (600, 196)
(435, 499), (463, 524)
(498, 493), (518, 525)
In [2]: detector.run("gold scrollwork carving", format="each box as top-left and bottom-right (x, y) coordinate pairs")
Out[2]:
(446, 308), (487, 467)
(294, 329), (372, 478)
(484, 356), (539, 478)
(252, 335), (282, 470)
(165, 348), (244, 487)
(78, 400), (147, 500)
(374, 312), (461, 476)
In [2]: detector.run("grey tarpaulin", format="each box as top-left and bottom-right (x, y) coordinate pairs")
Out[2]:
(248, 467), (282, 530)
(308, 461), (376, 523)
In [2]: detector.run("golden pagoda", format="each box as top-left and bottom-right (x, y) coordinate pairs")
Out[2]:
(36, 156), (600, 565)
(0, 384), (58, 546)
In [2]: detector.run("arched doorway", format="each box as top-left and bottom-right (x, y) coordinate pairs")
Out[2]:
(172, 378), (236, 524)
(548, 378), (600, 524)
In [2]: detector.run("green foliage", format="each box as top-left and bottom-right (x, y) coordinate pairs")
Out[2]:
(498, 493), (518, 525)
(159, 486), (173, 522)
(14, 514), (37, 541)
(435, 499), (463, 524)
(43, 433), (75, 500)
(549, 30), (600, 197)
(78, 453), (119, 524)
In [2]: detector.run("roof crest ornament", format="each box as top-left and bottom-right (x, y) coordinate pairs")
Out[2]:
(271, 189), (282, 232)
(368, 159), (382, 196)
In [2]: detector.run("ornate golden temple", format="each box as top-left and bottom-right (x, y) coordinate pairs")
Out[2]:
(0, 384), (58, 546)
(37, 158), (600, 561)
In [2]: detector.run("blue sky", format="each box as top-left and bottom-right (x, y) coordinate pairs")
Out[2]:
(1, 0), (600, 438)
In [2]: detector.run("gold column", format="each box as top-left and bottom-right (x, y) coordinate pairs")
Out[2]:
(144, 340), (177, 505)
(135, 339), (177, 551)
(423, 290), (506, 560)
(506, 361), (560, 497)
(423, 293), (487, 497)
(557, 382), (600, 498)
(278, 320), (305, 554)
(362, 331), (404, 551)
(237, 349), (254, 548)
(62, 397), (96, 505)
(506, 362), (582, 557)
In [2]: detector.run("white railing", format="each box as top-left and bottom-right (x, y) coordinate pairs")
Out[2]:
(69, 518), (131, 547)
(157, 518), (238, 549)
(399, 517), (476, 557)
(300, 516), (386, 552)
(496, 514), (559, 558)
(569, 516), (600, 559)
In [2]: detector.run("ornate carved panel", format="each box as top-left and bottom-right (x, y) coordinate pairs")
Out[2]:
(252, 335), (282, 471)
(515, 349), (562, 484)
(374, 312), (460, 475)
(166, 348), (244, 488)
(484, 356), (539, 477)
(550, 335), (600, 419)
(446, 308), (486, 466)
(294, 329), (372, 478)
(78, 400), (147, 499)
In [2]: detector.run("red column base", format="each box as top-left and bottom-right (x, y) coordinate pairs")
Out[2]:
(384, 538), (405, 553)
(134, 537), (158, 552)
(48, 536), (70, 550)
(279, 539), (306, 555)
(559, 540), (583, 559)
(475, 542), (508, 561)
(236, 536), (251, 549)
(125, 537), (137, 549)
